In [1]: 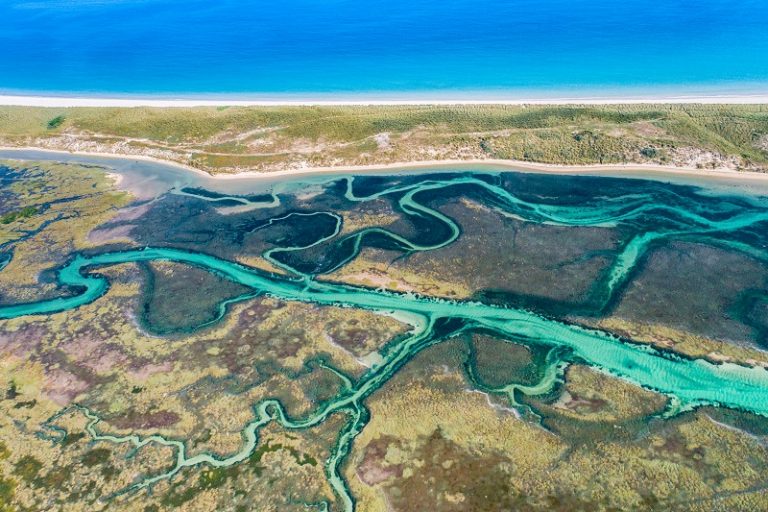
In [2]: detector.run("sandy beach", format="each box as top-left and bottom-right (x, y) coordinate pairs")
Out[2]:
(3, 146), (768, 188)
(3, 94), (768, 107)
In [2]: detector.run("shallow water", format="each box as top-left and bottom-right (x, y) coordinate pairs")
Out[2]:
(5, 149), (768, 198)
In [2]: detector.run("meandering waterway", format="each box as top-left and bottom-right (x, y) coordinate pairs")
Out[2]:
(4, 156), (768, 510)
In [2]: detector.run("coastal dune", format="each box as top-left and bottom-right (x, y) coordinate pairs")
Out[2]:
(1, 103), (767, 187)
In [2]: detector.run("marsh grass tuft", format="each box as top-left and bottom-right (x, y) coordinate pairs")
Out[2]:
(46, 115), (65, 129)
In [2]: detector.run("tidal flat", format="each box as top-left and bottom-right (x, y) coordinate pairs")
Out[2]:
(2, 158), (768, 511)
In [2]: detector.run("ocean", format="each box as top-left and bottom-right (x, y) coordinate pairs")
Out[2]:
(1, 0), (767, 99)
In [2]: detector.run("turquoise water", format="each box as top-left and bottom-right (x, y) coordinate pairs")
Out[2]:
(4, 162), (768, 510)
(11, 244), (768, 415)
(2, 0), (768, 98)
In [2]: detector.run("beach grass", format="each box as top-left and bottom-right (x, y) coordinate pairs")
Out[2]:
(1, 104), (767, 173)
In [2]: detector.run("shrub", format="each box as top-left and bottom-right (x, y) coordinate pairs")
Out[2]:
(46, 115), (65, 129)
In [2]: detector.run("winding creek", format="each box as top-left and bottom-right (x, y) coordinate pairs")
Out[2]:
(4, 151), (768, 510)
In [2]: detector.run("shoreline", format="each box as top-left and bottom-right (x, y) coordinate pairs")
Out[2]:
(3, 93), (768, 107)
(3, 146), (768, 186)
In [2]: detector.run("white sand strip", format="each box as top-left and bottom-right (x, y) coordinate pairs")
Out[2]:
(1, 94), (768, 107)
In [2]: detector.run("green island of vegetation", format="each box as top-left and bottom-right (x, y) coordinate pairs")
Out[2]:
(1, 206), (38, 225)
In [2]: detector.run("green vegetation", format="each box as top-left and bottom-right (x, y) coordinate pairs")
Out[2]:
(4, 381), (18, 400)
(46, 115), (65, 130)
(81, 448), (111, 467)
(12, 455), (42, 484)
(0, 206), (37, 225)
(60, 432), (86, 448)
(1, 104), (767, 173)
(0, 474), (16, 512)
(159, 440), (318, 507)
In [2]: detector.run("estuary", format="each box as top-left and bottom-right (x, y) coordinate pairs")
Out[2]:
(3, 158), (768, 510)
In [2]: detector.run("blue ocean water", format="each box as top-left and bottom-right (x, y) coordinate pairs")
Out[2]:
(1, 0), (767, 99)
